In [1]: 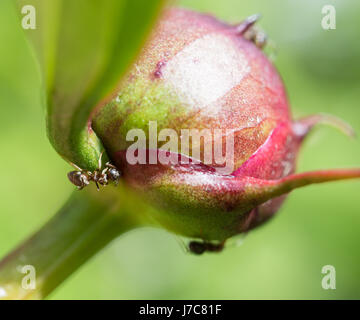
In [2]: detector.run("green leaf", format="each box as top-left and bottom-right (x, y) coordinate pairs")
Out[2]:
(16, 0), (166, 170)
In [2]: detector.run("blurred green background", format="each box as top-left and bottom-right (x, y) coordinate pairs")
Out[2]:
(0, 0), (359, 299)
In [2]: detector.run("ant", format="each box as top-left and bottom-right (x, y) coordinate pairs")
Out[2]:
(188, 240), (225, 255)
(236, 14), (268, 49)
(67, 152), (121, 191)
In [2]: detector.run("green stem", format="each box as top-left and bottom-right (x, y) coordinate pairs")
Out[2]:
(0, 185), (141, 300)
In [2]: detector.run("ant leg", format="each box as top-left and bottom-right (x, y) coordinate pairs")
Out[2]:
(95, 181), (100, 191)
(98, 151), (104, 170)
(69, 161), (83, 172)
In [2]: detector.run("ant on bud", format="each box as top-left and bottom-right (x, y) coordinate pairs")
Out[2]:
(67, 152), (121, 191)
(188, 240), (225, 255)
(235, 14), (268, 49)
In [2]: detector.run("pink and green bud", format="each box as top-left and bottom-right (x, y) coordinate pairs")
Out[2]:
(92, 8), (360, 242)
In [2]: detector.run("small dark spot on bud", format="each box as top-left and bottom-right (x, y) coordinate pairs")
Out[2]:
(154, 60), (166, 78)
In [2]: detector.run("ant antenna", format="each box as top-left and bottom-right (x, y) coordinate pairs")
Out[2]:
(98, 151), (104, 170)
(69, 161), (82, 172)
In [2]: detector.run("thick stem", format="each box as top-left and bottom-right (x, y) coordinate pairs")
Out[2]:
(0, 185), (140, 300)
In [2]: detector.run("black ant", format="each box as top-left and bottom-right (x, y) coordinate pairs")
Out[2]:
(188, 240), (225, 255)
(67, 152), (121, 190)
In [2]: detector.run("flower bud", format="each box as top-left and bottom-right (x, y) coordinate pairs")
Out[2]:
(92, 8), (360, 242)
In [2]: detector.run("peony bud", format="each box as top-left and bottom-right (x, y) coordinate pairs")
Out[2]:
(92, 8), (360, 243)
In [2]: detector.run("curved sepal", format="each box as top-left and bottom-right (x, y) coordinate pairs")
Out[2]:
(114, 149), (360, 240)
(293, 113), (356, 140)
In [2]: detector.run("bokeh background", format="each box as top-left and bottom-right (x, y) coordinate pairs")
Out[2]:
(0, 0), (359, 299)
